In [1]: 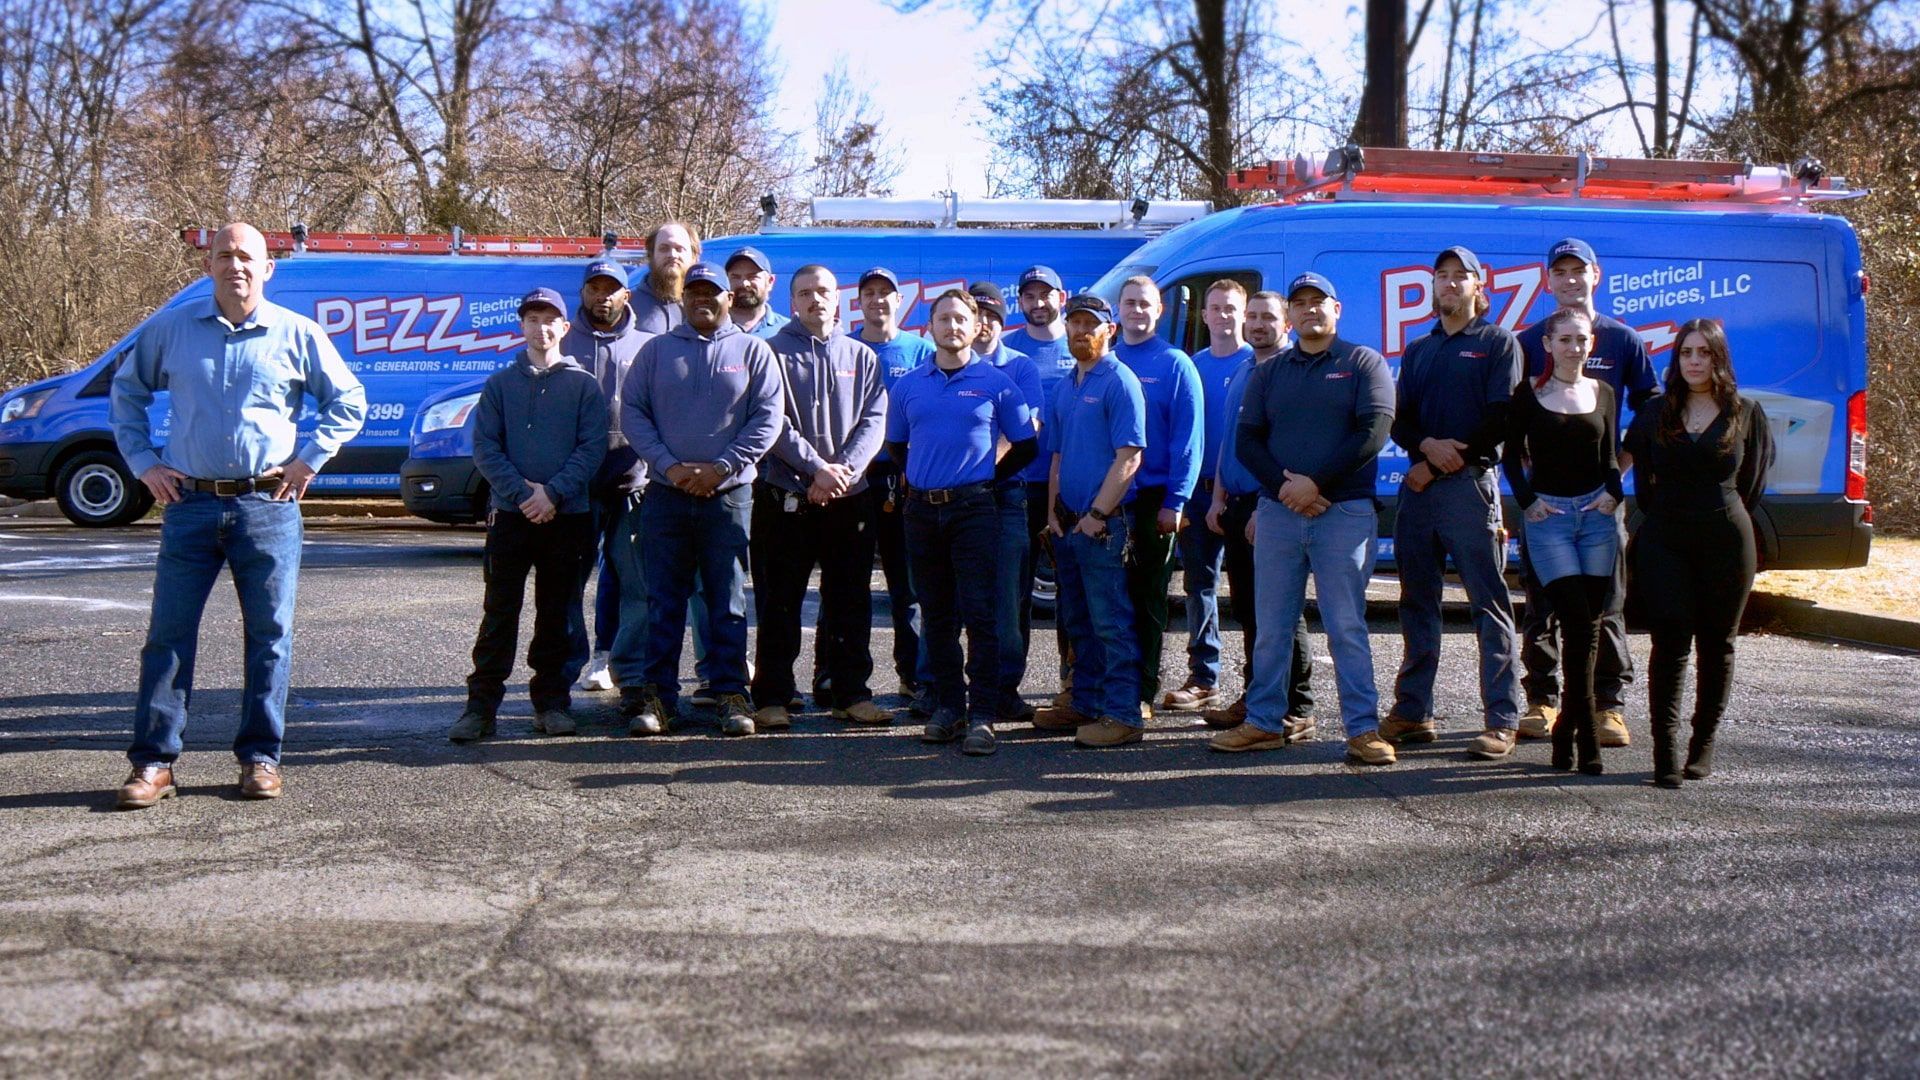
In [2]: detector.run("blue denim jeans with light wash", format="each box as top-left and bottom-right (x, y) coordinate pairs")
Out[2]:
(1245, 496), (1380, 738)
(1055, 511), (1141, 724)
(993, 482), (1031, 715)
(1391, 468), (1521, 730)
(637, 482), (752, 707)
(1522, 487), (1622, 585)
(1177, 509), (1226, 687)
(129, 491), (303, 767)
(606, 490), (651, 687)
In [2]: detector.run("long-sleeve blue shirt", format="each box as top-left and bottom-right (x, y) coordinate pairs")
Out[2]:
(1192, 343), (1253, 489)
(621, 321), (783, 492)
(1216, 353), (1264, 497)
(110, 296), (366, 480)
(1003, 326), (1073, 484)
(472, 353), (608, 515)
(764, 322), (888, 497)
(863, 330), (936, 464)
(1114, 336), (1205, 510)
(560, 304), (654, 493)
(977, 341), (1044, 459)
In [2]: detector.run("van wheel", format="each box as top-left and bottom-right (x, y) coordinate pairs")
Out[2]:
(53, 450), (153, 527)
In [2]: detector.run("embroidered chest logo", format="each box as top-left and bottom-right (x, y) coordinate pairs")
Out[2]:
(1325, 371), (1353, 380)
(716, 365), (745, 374)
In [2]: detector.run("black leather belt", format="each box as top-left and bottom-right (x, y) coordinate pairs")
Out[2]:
(907, 481), (992, 505)
(184, 474), (280, 495)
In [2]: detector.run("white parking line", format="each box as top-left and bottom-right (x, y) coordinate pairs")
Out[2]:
(0, 593), (143, 611)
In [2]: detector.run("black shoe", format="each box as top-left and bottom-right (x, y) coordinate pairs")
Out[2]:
(961, 721), (997, 756)
(623, 686), (671, 736)
(921, 708), (966, 743)
(448, 711), (495, 743)
(1684, 723), (1717, 779)
(908, 686), (937, 717)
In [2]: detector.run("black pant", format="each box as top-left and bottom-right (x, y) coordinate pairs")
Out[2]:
(1520, 526), (1632, 710)
(865, 461), (924, 687)
(750, 486), (876, 709)
(466, 511), (594, 715)
(1544, 574), (1610, 761)
(1638, 506), (1756, 751)
(1127, 485), (1179, 704)
(1220, 492), (1314, 715)
(904, 490), (1001, 720)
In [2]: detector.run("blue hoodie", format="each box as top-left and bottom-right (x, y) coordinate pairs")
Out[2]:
(764, 320), (888, 497)
(561, 303), (654, 493)
(473, 352), (608, 515)
(621, 320), (783, 492)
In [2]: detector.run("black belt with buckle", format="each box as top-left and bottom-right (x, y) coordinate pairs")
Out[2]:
(184, 474), (280, 496)
(907, 481), (992, 506)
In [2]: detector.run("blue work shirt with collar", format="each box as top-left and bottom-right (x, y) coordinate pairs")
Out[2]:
(976, 341), (1045, 484)
(1392, 316), (1523, 471)
(863, 330), (937, 464)
(737, 307), (790, 341)
(1003, 327), (1074, 484)
(1216, 353), (1265, 497)
(1046, 356), (1148, 514)
(884, 356), (1032, 490)
(1192, 343), (1254, 488)
(1236, 336), (1395, 504)
(620, 320), (783, 492)
(110, 295), (367, 481)
(1114, 336), (1205, 511)
(1516, 310), (1657, 422)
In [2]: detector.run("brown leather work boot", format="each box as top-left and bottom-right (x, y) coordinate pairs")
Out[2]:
(116, 765), (176, 810)
(239, 761), (283, 800)
(1202, 694), (1248, 729)
(1033, 702), (1095, 732)
(1379, 713), (1438, 744)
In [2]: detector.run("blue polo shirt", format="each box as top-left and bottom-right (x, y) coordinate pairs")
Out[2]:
(738, 308), (790, 340)
(978, 342), (1044, 448)
(1046, 357), (1148, 514)
(1004, 327), (1075, 483)
(1391, 317), (1523, 470)
(884, 357), (1032, 490)
(864, 330), (936, 465)
(1192, 344), (1253, 489)
(1517, 310), (1657, 421)
(1216, 353), (1264, 497)
(1114, 337), (1205, 510)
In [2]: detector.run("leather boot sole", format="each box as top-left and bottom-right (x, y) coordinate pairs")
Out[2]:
(116, 785), (176, 810)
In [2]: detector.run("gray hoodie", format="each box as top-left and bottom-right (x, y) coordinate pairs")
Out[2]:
(560, 303), (653, 494)
(763, 321), (887, 498)
(621, 320), (783, 493)
(473, 352), (608, 516)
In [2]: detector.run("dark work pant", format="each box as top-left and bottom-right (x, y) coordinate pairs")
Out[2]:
(638, 483), (753, 707)
(750, 485), (876, 709)
(1220, 493), (1314, 716)
(466, 510), (594, 716)
(1127, 485), (1179, 704)
(1520, 527), (1632, 710)
(1392, 470), (1521, 729)
(993, 482), (1033, 715)
(866, 461), (929, 688)
(904, 490), (1002, 721)
(1544, 575), (1611, 743)
(1638, 506), (1756, 744)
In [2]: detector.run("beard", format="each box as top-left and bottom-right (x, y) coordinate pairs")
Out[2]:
(652, 264), (686, 304)
(733, 289), (764, 311)
(1436, 293), (1468, 319)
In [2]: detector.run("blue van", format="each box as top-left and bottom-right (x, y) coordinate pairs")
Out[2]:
(399, 227), (1151, 523)
(0, 222), (1155, 526)
(1090, 198), (1872, 569)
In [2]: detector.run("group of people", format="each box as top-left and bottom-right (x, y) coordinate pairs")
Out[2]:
(106, 221), (1772, 811)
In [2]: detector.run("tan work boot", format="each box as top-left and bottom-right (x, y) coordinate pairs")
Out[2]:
(1345, 732), (1398, 766)
(239, 761), (283, 800)
(1074, 718), (1143, 748)
(1469, 727), (1518, 759)
(1380, 713), (1437, 744)
(1161, 682), (1220, 710)
(116, 765), (176, 810)
(1033, 702), (1095, 732)
(753, 705), (792, 731)
(1596, 708), (1631, 747)
(1283, 715), (1317, 742)
(832, 700), (893, 725)
(1201, 694), (1248, 730)
(1518, 702), (1558, 739)
(1209, 722), (1288, 753)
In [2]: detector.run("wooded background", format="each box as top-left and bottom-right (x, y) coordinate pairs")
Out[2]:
(3, 0), (1915, 526)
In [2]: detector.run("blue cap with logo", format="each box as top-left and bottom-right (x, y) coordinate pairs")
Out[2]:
(1287, 271), (1338, 301)
(684, 262), (729, 291)
(726, 246), (772, 274)
(1062, 293), (1114, 325)
(1434, 245), (1484, 277)
(1547, 237), (1597, 267)
(518, 286), (567, 317)
(1019, 265), (1064, 293)
(858, 266), (901, 292)
(583, 260), (628, 288)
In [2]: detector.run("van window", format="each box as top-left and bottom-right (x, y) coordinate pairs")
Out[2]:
(76, 347), (129, 398)
(1163, 271), (1262, 355)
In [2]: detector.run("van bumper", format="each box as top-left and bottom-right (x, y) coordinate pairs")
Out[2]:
(0, 442), (56, 500)
(400, 456), (484, 524)
(1759, 496), (1872, 570)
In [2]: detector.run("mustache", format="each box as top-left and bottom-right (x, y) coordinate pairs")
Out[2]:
(652, 265), (685, 303)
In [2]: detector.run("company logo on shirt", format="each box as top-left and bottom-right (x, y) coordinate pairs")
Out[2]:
(1460, 350), (1486, 359)
(957, 389), (987, 398)
(1325, 371), (1353, 380)
(835, 367), (856, 376)
(716, 364), (745, 374)
(1140, 375), (1160, 384)
(1585, 357), (1615, 373)
(1082, 394), (1100, 404)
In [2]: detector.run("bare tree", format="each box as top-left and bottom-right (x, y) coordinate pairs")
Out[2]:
(807, 59), (903, 199)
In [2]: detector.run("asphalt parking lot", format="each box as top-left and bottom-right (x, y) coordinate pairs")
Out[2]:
(1, 518), (1916, 1078)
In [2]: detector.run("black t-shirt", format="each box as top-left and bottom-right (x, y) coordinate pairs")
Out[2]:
(1623, 396), (1774, 516)
(1504, 380), (1622, 506)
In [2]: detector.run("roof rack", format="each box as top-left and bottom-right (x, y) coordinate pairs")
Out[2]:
(179, 225), (637, 257)
(805, 195), (1212, 231)
(1227, 145), (1866, 210)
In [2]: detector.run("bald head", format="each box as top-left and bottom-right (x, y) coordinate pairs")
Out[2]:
(206, 221), (275, 322)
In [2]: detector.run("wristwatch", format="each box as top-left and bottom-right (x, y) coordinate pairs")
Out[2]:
(1087, 505), (1111, 522)
(711, 459), (734, 478)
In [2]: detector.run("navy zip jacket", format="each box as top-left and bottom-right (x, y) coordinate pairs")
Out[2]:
(561, 304), (653, 494)
(764, 321), (888, 498)
(621, 321), (783, 493)
(472, 352), (608, 515)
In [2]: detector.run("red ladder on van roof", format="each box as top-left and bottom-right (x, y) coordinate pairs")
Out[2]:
(178, 226), (640, 256)
(1227, 146), (1863, 207)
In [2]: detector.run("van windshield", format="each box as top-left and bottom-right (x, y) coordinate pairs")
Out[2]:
(1088, 263), (1156, 307)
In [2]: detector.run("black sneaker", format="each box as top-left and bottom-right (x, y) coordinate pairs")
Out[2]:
(448, 711), (495, 743)
(908, 685), (938, 717)
(921, 708), (966, 743)
(961, 721), (997, 756)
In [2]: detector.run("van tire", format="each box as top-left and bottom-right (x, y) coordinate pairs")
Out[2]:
(53, 449), (153, 527)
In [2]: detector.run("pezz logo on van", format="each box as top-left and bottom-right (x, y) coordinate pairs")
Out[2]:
(313, 295), (523, 357)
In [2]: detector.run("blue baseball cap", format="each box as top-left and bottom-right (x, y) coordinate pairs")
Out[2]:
(582, 260), (628, 288)
(1547, 237), (1597, 267)
(1062, 293), (1114, 325)
(1287, 272), (1338, 301)
(684, 262), (729, 291)
(726, 246), (772, 274)
(517, 286), (567, 317)
(1018, 265), (1064, 292)
(1434, 246), (1484, 277)
(858, 266), (900, 292)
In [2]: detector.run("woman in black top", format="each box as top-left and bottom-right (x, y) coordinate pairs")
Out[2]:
(1623, 319), (1774, 789)
(1505, 308), (1623, 774)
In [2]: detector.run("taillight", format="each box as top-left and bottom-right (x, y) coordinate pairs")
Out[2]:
(1846, 390), (1867, 502)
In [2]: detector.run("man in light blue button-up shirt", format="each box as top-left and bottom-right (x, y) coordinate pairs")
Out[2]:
(107, 223), (366, 810)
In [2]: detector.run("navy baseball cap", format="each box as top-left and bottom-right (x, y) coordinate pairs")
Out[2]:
(858, 266), (900, 292)
(517, 286), (567, 317)
(726, 246), (772, 274)
(684, 262), (729, 291)
(1062, 294), (1114, 325)
(1547, 237), (1597, 267)
(582, 260), (628, 288)
(968, 281), (1008, 320)
(1434, 246), (1484, 277)
(1018, 265), (1064, 292)
(1287, 272), (1338, 301)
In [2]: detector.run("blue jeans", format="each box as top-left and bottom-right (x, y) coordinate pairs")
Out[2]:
(1523, 487), (1622, 584)
(1391, 469), (1521, 729)
(1177, 508), (1226, 687)
(1055, 512), (1140, 724)
(637, 483), (752, 706)
(129, 491), (302, 767)
(1246, 497), (1380, 738)
(904, 490), (1002, 720)
(606, 491), (651, 687)
(993, 483), (1031, 715)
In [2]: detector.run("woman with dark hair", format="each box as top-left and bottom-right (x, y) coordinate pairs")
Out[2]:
(1624, 319), (1774, 788)
(1505, 308), (1620, 774)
